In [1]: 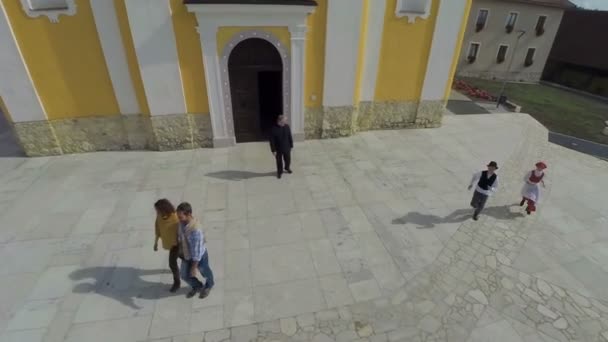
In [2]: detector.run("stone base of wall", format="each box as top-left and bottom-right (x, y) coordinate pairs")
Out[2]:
(13, 113), (212, 157)
(414, 100), (444, 128)
(305, 107), (324, 139)
(305, 100), (443, 140)
(358, 101), (418, 131)
(13, 102), (444, 156)
(12, 120), (62, 157)
(321, 106), (356, 139)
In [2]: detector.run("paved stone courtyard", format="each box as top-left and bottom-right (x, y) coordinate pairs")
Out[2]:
(1, 114), (607, 342)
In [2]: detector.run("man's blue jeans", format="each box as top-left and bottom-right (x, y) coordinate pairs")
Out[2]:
(180, 251), (214, 290)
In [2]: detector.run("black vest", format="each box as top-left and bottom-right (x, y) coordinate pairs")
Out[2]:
(477, 171), (497, 190)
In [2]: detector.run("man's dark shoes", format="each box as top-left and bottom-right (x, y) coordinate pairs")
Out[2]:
(473, 215), (479, 221)
(285, 169), (292, 174)
(186, 288), (198, 298)
(277, 173), (282, 179)
(199, 288), (211, 299)
(169, 283), (180, 293)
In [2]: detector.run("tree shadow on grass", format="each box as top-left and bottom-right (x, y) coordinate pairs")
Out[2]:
(392, 204), (525, 229)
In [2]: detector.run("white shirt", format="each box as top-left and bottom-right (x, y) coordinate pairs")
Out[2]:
(470, 171), (499, 196)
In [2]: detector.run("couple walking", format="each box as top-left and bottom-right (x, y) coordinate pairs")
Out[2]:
(468, 161), (547, 220)
(153, 200), (214, 299)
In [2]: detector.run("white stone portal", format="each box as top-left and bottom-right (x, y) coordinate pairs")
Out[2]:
(187, 4), (315, 147)
(220, 30), (291, 143)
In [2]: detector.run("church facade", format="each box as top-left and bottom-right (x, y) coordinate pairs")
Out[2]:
(0, 0), (471, 156)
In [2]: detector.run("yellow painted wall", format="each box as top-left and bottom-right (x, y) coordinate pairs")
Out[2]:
(2, 0), (119, 119)
(444, 0), (472, 100)
(375, 0), (439, 102)
(353, 0), (369, 104)
(169, 0), (209, 114)
(114, 0), (150, 115)
(305, 0), (327, 108)
(217, 27), (291, 56)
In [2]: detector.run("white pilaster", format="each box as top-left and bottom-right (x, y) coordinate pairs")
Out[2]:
(0, 3), (46, 122)
(197, 26), (234, 147)
(323, 0), (364, 107)
(289, 24), (307, 140)
(124, 0), (186, 116)
(360, 0), (386, 102)
(421, 0), (469, 101)
(90, 0), (140, 114)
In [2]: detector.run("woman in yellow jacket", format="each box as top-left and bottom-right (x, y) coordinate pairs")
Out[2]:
(153, 199), (181, 292)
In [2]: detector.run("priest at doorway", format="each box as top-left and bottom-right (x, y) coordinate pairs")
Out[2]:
(269, 115), (293, 179)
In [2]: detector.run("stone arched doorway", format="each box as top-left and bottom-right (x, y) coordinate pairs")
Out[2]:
(228, 37), (284, 143)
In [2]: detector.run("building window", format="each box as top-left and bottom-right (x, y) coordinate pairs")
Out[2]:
(476, 9), (489, 32)
(506, 12), (518, 33)
(20, 0), (76, 22)
(525, 48), (536, 67)
(395, 0), (432, 23)
(468, 43), (480, 63)
(496, 44), (508, 64)
(536, 16), (547, 36)
(27, 0), (68, 10)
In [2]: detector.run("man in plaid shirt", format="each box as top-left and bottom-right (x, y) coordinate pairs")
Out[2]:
(177, 202), (214, 299)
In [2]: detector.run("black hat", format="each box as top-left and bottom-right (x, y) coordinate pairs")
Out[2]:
(487, 161), (499, 169)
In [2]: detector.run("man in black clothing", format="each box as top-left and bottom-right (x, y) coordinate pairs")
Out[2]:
(467, 161), (499, 220)
(269, 115), (293, 179)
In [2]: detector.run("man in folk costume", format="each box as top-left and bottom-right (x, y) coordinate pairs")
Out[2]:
(520, 162), (547, 215)
(176, 202), (215, 299)
(468, 161), (499, 221)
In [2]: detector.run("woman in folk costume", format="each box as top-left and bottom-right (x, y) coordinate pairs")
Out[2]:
(520, 162), (547, 215)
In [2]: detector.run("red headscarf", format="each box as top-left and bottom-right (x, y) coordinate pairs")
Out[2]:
(535, 161), (547, 170)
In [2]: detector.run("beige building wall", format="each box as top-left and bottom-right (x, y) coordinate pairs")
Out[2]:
(457, 0), (564, 82)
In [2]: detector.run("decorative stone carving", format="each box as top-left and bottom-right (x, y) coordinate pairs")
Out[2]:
(20, 0), (76, 23)
(395, 0), (432, 24)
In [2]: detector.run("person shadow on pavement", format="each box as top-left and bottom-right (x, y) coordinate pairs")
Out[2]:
(70, 267), (180, 309)
(205, 170), (276, 181)
(392, 204), (525, 229)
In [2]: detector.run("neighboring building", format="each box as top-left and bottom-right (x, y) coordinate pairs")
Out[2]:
(0, 0), (471, 157)
(457, 0), (574, 83)
(543, 9), (608, 97)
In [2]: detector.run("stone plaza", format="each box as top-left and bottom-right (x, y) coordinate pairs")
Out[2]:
(0, 114), (607, 342)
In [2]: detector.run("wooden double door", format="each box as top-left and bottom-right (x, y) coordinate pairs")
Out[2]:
(228, 38), (283, 143)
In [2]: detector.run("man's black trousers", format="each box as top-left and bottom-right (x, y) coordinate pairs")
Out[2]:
(276, 150), (291, 175)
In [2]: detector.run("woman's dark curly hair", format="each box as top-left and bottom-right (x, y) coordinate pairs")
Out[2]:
(154, 198), (175, 216)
